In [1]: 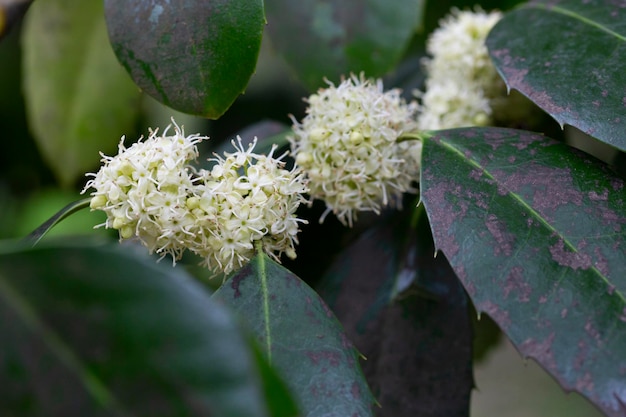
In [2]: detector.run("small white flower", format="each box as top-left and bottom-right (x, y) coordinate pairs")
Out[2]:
(417, 8), (505, 130)
(82, 120), (206, 262)
(192, 138), (309, 274)
(289, 73), (421, 227)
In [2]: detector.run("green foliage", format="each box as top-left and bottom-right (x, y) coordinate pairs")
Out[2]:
(213, 253), (375, 417)
(0, 241), (291, 417)
(420, 127), (626, 416)
(104, 0), (265, 118)
(3, 0), (626, 416)
(487, 0), (626, 151)
(21, 0), (141, 188)
(318, 205), (474, 417)
(264, 0), (424, 90)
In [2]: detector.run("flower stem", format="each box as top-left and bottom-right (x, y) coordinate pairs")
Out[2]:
(25, 198), (92, 246)
(397, 131), (432, 143)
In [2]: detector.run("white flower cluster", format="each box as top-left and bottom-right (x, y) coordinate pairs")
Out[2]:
(192, 139), (308, 274)
(417, 8), (504, 130)
(83, 122), (308, 275)
(289, 74), (421, 227)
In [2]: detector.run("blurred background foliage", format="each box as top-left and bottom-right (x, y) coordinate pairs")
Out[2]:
(0, 0), (609, 415)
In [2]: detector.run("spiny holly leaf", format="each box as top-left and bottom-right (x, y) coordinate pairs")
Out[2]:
(0, 240), (276, 417)
(264, 0), (423, 91)
(22, 0), (141, 188)
(213, 253), (375, 417)
(317, 205), (473, 417)
(487, 0), (626, 151)
(104, 0), (264, 118)
(420, 127), (626, 417)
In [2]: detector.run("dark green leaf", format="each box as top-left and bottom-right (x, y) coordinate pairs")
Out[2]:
(213, 253), (375, 417)
(104, 0), (265, 118)
(265, 0), (424, 90)
(250, 342), (300, 417)
(318, 204), (473, 417)
(0, 240), (273, 417)
(487, 0), (626, 151)
(420, 127), (626, 417)
(22, 0), (141, 188)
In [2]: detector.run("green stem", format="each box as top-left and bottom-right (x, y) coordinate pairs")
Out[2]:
(25, 197), (92, 246)
(397, 131), (433, 143)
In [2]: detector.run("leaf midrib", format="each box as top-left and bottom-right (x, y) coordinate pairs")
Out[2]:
(533, 3), (626, 42)
(433, 136), (626, 306)
(256, 253), (272, 363)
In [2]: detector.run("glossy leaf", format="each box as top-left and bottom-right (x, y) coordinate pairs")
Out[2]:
(0, 240), (275, 417)
(318, 204), (473, 417)
(420, 127), (626, 417)
(265, 0), (423, 90)
(22, 0), (141, 188)
(487, 0), (626, 151)
(104, 0), (264, 118)
(213, 253), (375, 417)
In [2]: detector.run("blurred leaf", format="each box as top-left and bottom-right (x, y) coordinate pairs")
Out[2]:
(0, 0), (32, 40)
(318, 204), (473, 417)
(213, 253), (375, 417)
(22, 0), (141, 188)
(104, 0), (264, 118)
(265, 0), (424, 90)
(420, 127), (626, 417)
(0, 240), (277, 417)
(199, 121), (291, 172)
(487, 0), (626, 151)
(211, 120), (290, 156)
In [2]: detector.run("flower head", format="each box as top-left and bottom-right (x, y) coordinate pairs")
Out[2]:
(82, 121), (206, 261)
(289, 73), (421, 226)
(191, 138), (309, 274)
(417, 8), (504, 130)
(84, 122), (309, 276)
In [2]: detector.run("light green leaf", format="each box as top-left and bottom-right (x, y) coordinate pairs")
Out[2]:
(22, 0), (141, 188)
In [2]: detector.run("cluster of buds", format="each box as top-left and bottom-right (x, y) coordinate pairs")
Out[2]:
(289, 74), (422, 226)
(417, 8), (505, 130)
(83, 122), (308, 275)
(86, 9), (530, 264)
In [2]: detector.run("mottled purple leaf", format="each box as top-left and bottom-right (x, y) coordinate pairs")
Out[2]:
(487, 0), (626, 151)
(420, 127), (626, 417)
(213, 253), (375, 417)
(264, 0), (424, 90)
(317, 206), (473, 417)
